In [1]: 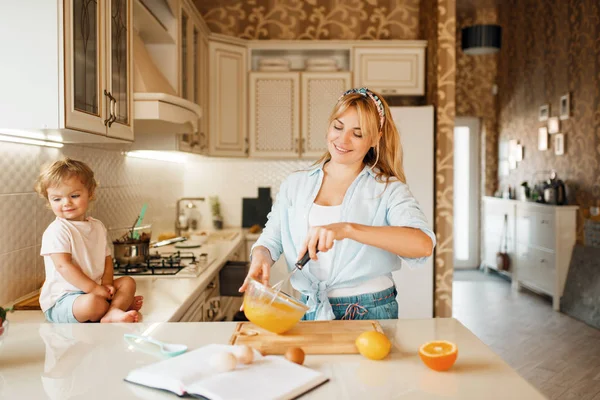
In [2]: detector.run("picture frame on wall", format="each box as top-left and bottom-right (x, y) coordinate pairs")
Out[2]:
(539, 104), (550, 121)
(560, 93), (570, 120)
(538, 127), (548, 150)
(554, 133), (565, 155)
(548, 117), (560, 134)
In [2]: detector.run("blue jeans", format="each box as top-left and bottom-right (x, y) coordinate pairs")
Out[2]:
(301, 286), (398, 320)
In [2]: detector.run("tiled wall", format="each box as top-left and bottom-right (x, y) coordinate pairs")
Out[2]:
(0, 143), (184, 306)
(183, 157), (313, 229)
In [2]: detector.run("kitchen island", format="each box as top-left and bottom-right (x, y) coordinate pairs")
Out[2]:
(0, 318), (545, 399)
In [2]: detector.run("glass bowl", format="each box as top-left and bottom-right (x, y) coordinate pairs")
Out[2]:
(243, 277), (309, 334)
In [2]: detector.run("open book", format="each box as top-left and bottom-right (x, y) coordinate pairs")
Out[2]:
(124, 344), (329, 400)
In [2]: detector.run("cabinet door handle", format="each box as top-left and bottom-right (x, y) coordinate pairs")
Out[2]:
(300, 137), (305, 154)
(103, 90), (112, 126)
(540, 220), (550, 224)
(207, 281), (216, 289)
(244, 137), (249, 155)
(381, 88), (397, 95)
(540, 258), (546, 263)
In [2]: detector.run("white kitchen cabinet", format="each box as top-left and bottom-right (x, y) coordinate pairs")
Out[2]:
(2, 0), (134, 142)
(249, 72), (300, 158)
(209, 40), (248, 156)
(353, 46), (425, 95)
(248, 71), (351, 159)
(482, 197), (578, 310)
(177, 0), (210, 154)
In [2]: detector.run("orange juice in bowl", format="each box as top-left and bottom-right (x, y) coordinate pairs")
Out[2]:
(243, 278), (309, 334)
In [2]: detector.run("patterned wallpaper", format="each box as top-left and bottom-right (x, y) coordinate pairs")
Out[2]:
(497, 0), (600, 239)
(194, 0), (420, 40)
(456, 7), (498, 197)
(420, 0), (456, 318)
(195, 0), (456, 317)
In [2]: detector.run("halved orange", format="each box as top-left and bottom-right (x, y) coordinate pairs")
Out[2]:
(418, 340), (458, 371)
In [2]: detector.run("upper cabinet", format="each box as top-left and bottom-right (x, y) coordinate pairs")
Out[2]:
(1, 0), (134, 142)
(353, 45), (425, 96)
(248, 71), (350, 159)
(209, 39), (248, 157)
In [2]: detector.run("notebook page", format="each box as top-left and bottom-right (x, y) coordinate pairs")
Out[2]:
(186, 356), (328, 400)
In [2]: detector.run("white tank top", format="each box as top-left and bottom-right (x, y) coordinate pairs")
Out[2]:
(307, 203), (394, 298)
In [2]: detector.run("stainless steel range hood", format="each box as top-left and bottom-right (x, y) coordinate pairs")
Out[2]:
(133, 32), (201, 136)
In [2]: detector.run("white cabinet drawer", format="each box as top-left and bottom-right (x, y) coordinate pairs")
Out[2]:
(533, 248), (555, 294)
(516, 209), (555, 250)
(515, 243), (534, 282)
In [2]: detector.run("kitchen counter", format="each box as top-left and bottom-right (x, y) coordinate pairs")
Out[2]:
(0, 318), (544, 399)
(9, 229), (246, 324)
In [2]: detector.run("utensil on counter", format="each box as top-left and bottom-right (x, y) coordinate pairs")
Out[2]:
(152, 236), (187, 248)
(111, 224), (153, 264)
(124, 334), (187, 357)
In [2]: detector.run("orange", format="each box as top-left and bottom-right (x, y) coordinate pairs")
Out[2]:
(355, 331), (392, 360)
(418, 340), (458, 371)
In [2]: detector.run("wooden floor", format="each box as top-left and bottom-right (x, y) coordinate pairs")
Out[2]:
(453, 269), (600, 399)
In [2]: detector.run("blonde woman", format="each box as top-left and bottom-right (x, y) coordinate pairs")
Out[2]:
(240, 88), (436, 321)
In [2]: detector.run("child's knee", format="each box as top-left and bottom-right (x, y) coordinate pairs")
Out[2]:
(117, 276), (136, 291)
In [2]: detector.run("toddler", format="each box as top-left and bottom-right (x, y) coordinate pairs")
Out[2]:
(36, 158), (143, 323)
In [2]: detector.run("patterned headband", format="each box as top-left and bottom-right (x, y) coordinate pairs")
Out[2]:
(338, 87), (385, 129)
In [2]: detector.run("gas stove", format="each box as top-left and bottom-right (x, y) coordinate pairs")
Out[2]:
(114, 251), (210, 277)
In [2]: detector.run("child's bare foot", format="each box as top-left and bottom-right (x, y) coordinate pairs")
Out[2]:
(100, 309), (139, 323)
(127, 295), (144, 311)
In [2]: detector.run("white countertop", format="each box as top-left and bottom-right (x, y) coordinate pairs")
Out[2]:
(0, 318), (545, 399)
(9, 229), (246, 324)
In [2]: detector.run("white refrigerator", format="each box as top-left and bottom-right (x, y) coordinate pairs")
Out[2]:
(390, 106), (435, 319)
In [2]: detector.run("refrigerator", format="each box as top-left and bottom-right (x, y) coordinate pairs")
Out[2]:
(390, 106), (435, 319)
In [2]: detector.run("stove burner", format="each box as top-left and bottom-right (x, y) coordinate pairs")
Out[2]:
(114, 251), (196, 276)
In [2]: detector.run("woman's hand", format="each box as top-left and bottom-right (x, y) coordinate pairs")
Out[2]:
(239, 246), (274, 293)
(298, 223), (351, 262)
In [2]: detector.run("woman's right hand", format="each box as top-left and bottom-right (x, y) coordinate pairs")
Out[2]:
(239, 246), (273, 293)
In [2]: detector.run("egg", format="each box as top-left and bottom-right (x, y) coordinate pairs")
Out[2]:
(210, 351), (237, 372)
(234, 345), (254, 365)
(284, 347), (305, 365)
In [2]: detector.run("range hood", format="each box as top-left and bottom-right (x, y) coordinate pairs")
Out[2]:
(133, 32), (201, 135)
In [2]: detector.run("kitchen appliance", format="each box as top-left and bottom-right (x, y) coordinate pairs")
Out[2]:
(546, 171), (567, 205)
(113, 251), (208, 277)
(111, 224), (152, 264)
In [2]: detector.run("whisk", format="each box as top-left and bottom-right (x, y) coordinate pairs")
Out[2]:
(270, 250), (318, 293)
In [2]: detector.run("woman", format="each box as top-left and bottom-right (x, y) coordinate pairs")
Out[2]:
(239, 87), (435, 320)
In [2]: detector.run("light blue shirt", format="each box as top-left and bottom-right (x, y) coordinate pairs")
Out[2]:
(253, 163), (436, 320)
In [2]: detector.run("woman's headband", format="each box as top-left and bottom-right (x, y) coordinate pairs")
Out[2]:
(338, 87), (385, 129)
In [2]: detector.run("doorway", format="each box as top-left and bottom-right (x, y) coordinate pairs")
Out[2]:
(453, 117), (480, 269)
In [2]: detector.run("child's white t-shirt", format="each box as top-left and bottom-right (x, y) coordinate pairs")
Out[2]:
(39, 217), (111, 312)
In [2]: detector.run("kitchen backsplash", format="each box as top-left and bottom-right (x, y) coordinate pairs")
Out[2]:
(183, 157), (313, 229)
(0, 142), (184, 306)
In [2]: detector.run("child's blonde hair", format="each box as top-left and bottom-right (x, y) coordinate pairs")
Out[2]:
(314, 88), (406, 183)
(35, 158), (98, 200)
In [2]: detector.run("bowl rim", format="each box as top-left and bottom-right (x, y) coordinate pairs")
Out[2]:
(246, 277), (309, 311)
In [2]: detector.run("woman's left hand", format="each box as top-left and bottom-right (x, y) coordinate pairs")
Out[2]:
(299, 223), (351, 262)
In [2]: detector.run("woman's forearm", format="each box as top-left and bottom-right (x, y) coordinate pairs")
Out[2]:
(345, 223), (434, 258)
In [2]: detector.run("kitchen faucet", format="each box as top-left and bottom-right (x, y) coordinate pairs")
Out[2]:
(176, 197), (205, 236)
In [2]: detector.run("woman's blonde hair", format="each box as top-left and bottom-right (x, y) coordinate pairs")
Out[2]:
(314, 88), (406, 183)
(35, 158), (98, 200)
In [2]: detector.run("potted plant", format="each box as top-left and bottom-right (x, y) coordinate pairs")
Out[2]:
(0, 306), (13, 343)
(209, 196), (224, 230)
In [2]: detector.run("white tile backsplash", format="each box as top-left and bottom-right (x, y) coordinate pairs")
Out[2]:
(0, 142), (184, 305)
(183, 157), (313, 228)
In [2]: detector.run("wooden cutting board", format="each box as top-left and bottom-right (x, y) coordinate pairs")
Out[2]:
(229, 320), (384, 355)
(12, 292), (41, 310)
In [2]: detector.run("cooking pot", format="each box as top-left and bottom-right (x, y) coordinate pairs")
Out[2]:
(110, 224), (152, 264)
(113, 241), (150, 264)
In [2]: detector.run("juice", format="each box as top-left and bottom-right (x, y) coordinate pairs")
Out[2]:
(243, 295), (305, 334)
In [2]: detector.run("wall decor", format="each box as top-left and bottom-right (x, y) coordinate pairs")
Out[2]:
(554, 133), (565, 155)
(560, 93), (570, 120)
(515, 144), (523, 161)
(538, 127), (548, 150)
(548, 116), (560, 134)
(508, 139), (518, 169)
(538, 104), (549, 121)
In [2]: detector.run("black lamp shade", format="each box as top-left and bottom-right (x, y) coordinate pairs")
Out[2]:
(461, 25), (502, 55)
